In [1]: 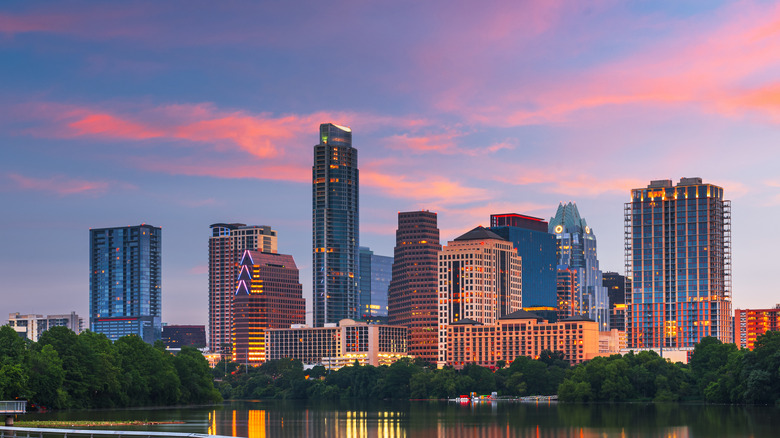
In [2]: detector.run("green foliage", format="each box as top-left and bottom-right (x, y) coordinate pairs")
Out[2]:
(0, 326), (220, 409)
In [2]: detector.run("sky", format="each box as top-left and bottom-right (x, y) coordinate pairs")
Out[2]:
(2, 0), (780, 327)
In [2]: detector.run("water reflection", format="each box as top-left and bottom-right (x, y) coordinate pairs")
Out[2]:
(24, 400), (780, 438)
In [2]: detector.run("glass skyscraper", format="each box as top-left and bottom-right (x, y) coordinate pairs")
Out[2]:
(313, 123), (359, 326)
(358, 247), (392, 321)
(489, 213), (557, 309)
(625, 178), (732, 348)
(549, 202), (609, 331)
(89, 224), (161, 343)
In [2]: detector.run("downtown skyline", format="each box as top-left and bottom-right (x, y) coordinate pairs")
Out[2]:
(2, 1), (780, 326)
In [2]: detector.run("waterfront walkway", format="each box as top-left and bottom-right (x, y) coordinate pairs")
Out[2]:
(0, 427), (234, 438)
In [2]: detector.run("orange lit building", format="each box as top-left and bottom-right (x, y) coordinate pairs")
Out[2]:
(735, 306), (780, 350)
(445, 310), (600, 369)
(387, 211), (442, 364)
(437, 227), (522, 366)
(232, 250), (305, 364)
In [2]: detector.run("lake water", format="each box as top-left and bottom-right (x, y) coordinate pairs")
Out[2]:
(24, 400), (780, 437)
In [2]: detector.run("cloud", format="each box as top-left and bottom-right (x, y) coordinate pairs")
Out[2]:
(362, 169), (490, 205)
(189, 264), (208, 275)
(4, 173), (121, 196)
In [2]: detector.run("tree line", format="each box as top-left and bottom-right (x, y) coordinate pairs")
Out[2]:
(215, 332), (780, 404)
(0, 325), (221, 409)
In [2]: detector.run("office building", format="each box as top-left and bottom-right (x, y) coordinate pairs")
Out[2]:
(89, 224), (161, 343)
(603, 271), (629, 332)
(445, 310), (600, 369)
(209, 223), (277, 355)
(489, 213), (557, 308)
(734, 306), (780, 350)
(549, 202), (609, 330)
(358, 247), (393, 322)
(161, 325), (206, 349)
(8, 312), (83, 341)
(313, 123), (359, 326)
(437, 226), (522, 365)
(556, 268), (580, 321)
(625, 177), (732, 348)
(387, 211), (442, 364)
(232, 249), (305, 364)
(266, 319), (408, 369)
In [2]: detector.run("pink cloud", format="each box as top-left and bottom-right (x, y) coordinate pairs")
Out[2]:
(362, 169), (490, 205)
(5, 173), (117, 196)
(189, 264), (208, 275)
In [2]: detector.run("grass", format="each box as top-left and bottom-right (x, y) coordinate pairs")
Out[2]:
(15, 420), (185, 427)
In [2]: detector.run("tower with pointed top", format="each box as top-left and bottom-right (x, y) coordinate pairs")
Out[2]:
(549, 202), (609, 330)
(313, 123), (359, 326)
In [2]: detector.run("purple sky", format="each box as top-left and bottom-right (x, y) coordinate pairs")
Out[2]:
(2, 0), (780, 327)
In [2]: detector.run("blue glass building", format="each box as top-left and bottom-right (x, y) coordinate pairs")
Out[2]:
(358, 247), (393, 322)
(313, 123), (359, 326)
(89, 224), (161, 343)
(489, 213), (557, 308)
(549, 202), (609, 330)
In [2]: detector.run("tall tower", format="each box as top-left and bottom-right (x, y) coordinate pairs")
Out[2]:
(437, 226), (522, 365)
(208, 223), (277, 355)
(489, 213), (557, 308)
(625, 178), (732, 348)
(387, 211), (441, 363)
(313, 123), (359, 326)
(232, 249), (305, 364)
(89, 224), (161, 343)
(549, 202), (609, 330)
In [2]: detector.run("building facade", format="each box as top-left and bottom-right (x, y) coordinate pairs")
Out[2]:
(556, 268), (580, 321)
(625, 178), (732, 349)
(232, 250), (305, 364)
(437, 226), (522, 365)
(358, 248), (393, 322)
(89, 224), (161, 343)
(313, 123), (359, 326)
(489, 213), (557, 308)
(209, 223), (278, 354)
(549, 202), (609, 331)
(445, 310), (600, 369)
(387, 211), (442, 364)
(734, 306), (780, 350)
(8, 312), (83, 341)
(603, 271), (629, 332)
(161, 325), (207, 349)
(266, 319), (408, 369)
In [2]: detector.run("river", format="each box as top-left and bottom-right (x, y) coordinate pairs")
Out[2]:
(23, 400), (780, 437)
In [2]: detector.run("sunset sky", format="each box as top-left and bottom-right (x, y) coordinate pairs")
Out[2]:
(2, 0), (780, 326)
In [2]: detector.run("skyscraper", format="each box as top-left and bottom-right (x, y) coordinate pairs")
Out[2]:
(437, 226), (522, 365)
(358, 247), (393, 322)
(549, 202), (609, 330)
(232, 249), (305, 364)
(625, 178), (732, 348)
(313, 123), (359, 326)
(89, 224), (161, 343)
(208, 223), (277, 354)
(603, 271), (629, 332)
(387, 211), (442, 364)
(489, 213), (557, 308)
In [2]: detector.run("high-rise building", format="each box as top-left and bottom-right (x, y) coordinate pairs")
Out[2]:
(313, 123), (359, 326)
(208, 223), (277, 354)
(625, 177), (732, 348)
(734, 306), (780, 350)
(8, 312), (83, 341)
(489, 213), (557, 308)
(549, 203), (609, 330)
(232, 249), (305, 364)
(437, 226), (522, 365)
(89, 224), (161, 343)
(358, 247), (392, 322)
(556, 268), (580, 321)
(387, 211), (442, 364)
(603, 271), (629, 332)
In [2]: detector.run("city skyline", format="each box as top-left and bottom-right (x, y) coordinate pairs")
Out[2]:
(3, 1), (780, 326)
